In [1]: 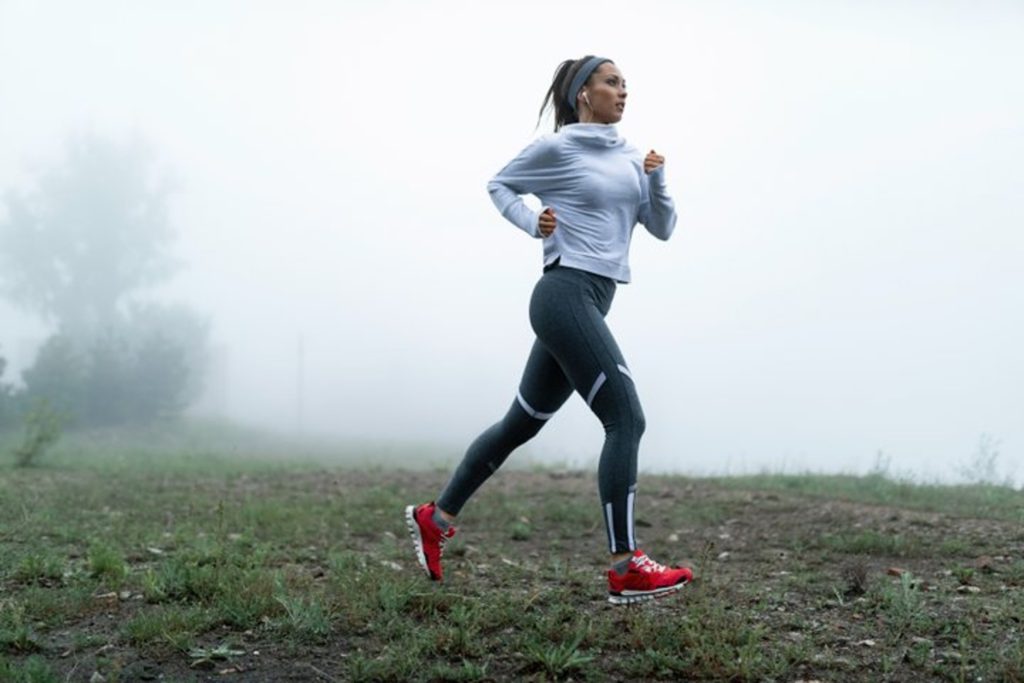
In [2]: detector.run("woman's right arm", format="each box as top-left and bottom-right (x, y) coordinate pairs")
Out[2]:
(486, 135), (563, 238)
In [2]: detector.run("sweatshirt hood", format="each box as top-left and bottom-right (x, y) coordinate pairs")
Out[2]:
(561, 122), (625, 149)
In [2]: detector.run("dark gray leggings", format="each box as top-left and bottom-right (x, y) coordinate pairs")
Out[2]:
(436, 265), (644, 554)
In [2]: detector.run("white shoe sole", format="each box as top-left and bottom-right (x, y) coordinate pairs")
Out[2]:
(608, 579), (688, 605)
(404, 505), (435, 580)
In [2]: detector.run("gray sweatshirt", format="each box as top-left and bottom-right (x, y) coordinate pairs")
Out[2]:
(487, 122), (677, 283)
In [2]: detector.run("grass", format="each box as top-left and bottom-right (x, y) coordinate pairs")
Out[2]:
(2, 425), (1024, 680)
(708, 471), (1024, 521)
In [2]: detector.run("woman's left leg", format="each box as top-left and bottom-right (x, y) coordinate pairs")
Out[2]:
(436, 337), (574, 516)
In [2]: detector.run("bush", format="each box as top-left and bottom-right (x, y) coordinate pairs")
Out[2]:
(12, 398), (63, 467)
(20, 336), (84, 425)
(18, 302), (208, 428)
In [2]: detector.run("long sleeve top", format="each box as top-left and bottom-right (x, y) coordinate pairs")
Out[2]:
(486, 122), (677, 283)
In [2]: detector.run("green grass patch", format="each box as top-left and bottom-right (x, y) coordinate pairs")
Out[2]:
(3, 429), (1024, 681)
(0, 655), (59, 683)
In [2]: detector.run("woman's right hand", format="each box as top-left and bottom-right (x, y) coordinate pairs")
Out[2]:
(538, 207), (557, 238)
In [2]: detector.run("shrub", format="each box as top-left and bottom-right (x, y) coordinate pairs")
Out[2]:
(12, 399), (63, 468)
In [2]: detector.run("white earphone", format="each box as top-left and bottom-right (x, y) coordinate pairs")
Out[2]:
(583, 91), (591, 106)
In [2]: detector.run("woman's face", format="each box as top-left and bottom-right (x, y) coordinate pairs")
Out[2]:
(579, 62), (627, 124)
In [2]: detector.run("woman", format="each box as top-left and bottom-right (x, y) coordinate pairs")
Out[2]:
(406, 55), (692, 605)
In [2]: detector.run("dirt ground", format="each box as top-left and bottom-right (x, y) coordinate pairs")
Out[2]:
(3, 467), (1024, 681)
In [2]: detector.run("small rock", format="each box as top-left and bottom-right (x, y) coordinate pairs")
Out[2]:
(957, 585), (981, 594)
(975, 556), (996, 573)
(886, 567), (908, 577)
(380, 560), (402, 571)
(854, 639), (877, 647)
(667, 533), (679, 542)
(382, 531), (396, 540)
(90, 673), (106, 683)
(717, 551), (730, 560)
(118, 591), (132, 600)
(146, 547), (164, 556)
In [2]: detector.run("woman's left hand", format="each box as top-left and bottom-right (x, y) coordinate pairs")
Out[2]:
(644, 149), (665, 174)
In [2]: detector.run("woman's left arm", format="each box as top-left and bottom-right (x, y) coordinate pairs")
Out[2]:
(637, 150), (678, 241)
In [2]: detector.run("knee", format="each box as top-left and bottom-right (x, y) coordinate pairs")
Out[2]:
(633, 409), (646, 438)
(603, 405), (645, 441)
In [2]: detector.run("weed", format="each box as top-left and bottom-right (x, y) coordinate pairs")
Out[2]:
(188, 642), (245, 668)
(876, 571), (931, 639)
(952, 566), (975, 585)
(510, 520), (532, 541)
(274, 593), (332, 643)
(88, 542), (128, 583)
(0, 603), (41, 653)
(216, 570), (281, 628)
(11, 553), (64, 584)
(957, 433), (1004, 485)
(347, 646), (419, 682)
(524, 631), (594, 677)
(122, 605), (215, 652)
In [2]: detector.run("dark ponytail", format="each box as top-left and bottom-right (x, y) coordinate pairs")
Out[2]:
(535, 55), (610, 132)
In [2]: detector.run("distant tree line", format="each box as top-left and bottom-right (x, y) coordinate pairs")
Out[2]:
(0, 133), (208, 429)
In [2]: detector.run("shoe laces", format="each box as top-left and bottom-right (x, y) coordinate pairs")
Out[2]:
(633, 553), (669, 574)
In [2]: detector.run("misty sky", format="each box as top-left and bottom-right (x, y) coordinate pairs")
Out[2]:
(1, 0), (1021, 481)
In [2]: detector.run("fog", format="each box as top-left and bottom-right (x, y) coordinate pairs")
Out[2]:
(1, 0), (1021, 481)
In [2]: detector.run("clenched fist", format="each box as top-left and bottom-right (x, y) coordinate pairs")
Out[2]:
(538, 207), (557, 237)
(644, 149), (665, 174)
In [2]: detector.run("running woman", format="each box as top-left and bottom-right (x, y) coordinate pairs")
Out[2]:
(406, 55), (692, 605)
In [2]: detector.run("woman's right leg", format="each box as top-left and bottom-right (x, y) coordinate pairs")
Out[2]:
(435, 338), (573, 516)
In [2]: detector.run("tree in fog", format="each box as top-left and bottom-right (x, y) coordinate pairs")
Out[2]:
(0, 133), (208, 426)
(0, 349), (16, 428)
(0, 133), (177, 336)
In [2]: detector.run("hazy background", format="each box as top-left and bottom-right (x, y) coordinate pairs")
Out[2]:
(1, 0), (1021, 480)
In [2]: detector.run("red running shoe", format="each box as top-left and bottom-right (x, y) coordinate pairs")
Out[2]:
(405, 502), (456, 581)
(607, 550), (692, 605)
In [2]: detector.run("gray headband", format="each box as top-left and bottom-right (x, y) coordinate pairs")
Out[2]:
(567, 56), (612, 114)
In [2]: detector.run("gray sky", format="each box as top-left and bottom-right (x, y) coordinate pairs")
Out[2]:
(1, 0), (1022, 481)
